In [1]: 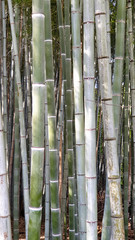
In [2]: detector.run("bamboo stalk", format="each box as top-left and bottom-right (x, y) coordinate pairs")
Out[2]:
(13, 5), (20, 240)
(127, 0), (135, 234)
(112, 0), (126, 141)
(71, 0), (86, 239)
(123, 13), (129, 239)
(64, 0), (75, 238)
(44, 0), (62, 238)
(95, 0), (125, 238)
(101, 1), (111, 238)
(83, 0), (97, 239)
(2, 0), (8, 171)
(28, 1), (45, 239)
(0, 102), (12, 240)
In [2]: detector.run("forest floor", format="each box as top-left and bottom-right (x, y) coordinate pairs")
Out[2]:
(18, 191), (134, 239)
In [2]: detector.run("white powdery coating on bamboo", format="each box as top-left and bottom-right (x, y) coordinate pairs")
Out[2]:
(52, 233), (61, 237)
(29, 206), (42, 211)
(31, 147), (44, 151)
(32, 13), (45, 18)
(32, 83), (45, 87)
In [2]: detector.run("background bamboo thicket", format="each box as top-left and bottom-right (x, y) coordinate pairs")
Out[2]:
(0, 0), (135, 239)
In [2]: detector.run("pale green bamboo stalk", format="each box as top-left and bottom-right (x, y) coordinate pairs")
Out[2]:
(7, 0), (29, 238)
(123, 29), (129, 238)
(101, 1), (111, 238)
(64, 0), (75, 238)
(44, 83), (50, 240)
(2, 0), (8, 170)
(13, 5), (20, 240)
(71, 1), (86, 239)
(0, 102), (12, 240)
(127, 0), (135, 234)
(44, 0), (61, 239)
(112, 0), (126, 141)
(73, 109), (79, 240)
(83, 0), (97, 239)
(28, 1), (45, 239)
(95, 0), (125, 238)
(44, 1), (52, 239)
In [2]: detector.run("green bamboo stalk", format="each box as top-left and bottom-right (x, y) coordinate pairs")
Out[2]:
(73, 108), (79, 240)
(0, 102), (12, 240)
(13, 5), (20, 240)
(64, 0), (75, 238)
(71, 0), (86, 239)
(95, 0), (125, 238)
(83, 0), (97, 239)
(127, 0), (135, 234)
(101, 1), (111, 238)
(7, 0), (29, 238)
(28, 1), (45, 239)
(44, 0), (61, 239)
(2, 0), (8, 170)
(112, 0), (126, 141)
(123, 14), (129, 239)
(44, 83), (50, 240)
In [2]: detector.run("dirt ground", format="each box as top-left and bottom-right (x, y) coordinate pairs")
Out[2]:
(18, 192), (134, 239)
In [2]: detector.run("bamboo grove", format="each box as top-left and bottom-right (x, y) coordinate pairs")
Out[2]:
(0, 0), (135, 239)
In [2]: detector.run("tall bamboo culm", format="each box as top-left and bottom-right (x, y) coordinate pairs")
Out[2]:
(64, 0), (76, 238)
(44, 0), (62, 239)
(123, 14), (129, 239)
(28, 1), (45, 239)
(95, 0), (125, 239)
(7, 0), (29, 238)
(0, 102), (12, 240)
(127, 0), (135, 234)
(101, 0), (111, 238)
(83, 0), (97, 239)
(71, 0), (86, 239)
(13, 5), (20, 240)
(2, 0), (8, 169)
(112, 0), (126, 141)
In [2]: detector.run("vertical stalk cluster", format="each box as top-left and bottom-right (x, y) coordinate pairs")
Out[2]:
(95, 0), (125, 238)
(7, 0), (29, 238)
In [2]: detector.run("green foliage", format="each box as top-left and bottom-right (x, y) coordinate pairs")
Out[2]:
(12, 0), (32, 7)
